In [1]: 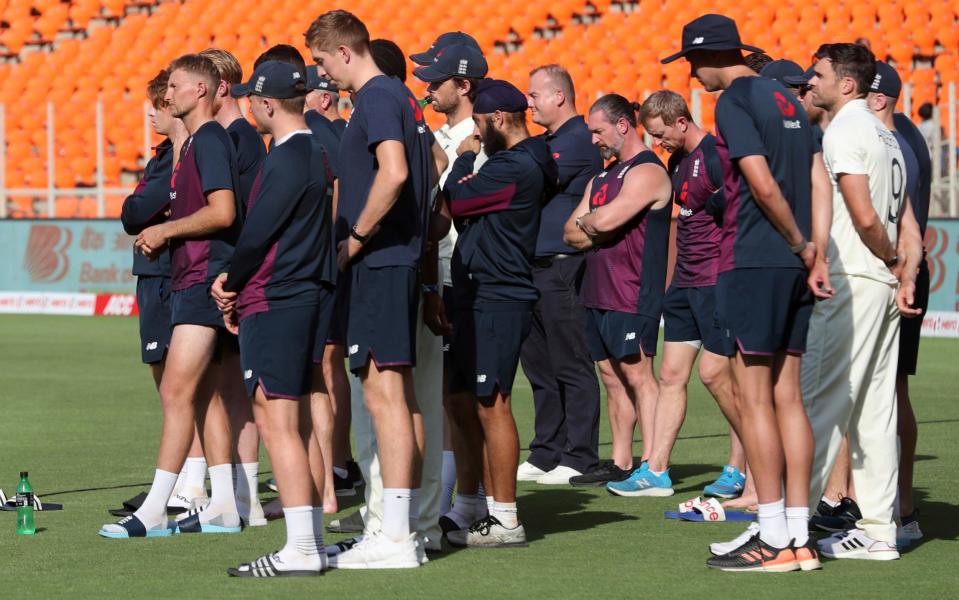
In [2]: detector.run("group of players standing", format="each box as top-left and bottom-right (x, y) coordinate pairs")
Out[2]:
(104, 9), (930, 576)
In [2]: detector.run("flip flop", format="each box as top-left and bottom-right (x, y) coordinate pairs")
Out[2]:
(227, 552), (323, 577)
(664, 497), (756, 522)
(98, 515), (175, 539)
(0, 492), (63, 512)
(107, 491), (149, 517)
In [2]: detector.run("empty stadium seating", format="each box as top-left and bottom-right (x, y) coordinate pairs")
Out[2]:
(0, 0), (956, 217)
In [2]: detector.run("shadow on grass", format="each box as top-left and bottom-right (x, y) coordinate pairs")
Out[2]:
(518, 488), (640, 542)
(900, 487), (958, 554)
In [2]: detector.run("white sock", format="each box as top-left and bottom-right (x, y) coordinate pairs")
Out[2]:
(382, 488), (411, 542)
(649, 469), (666, 477)
(234, 462), (259, 503)
(208, 463), (237, 515)
(440, 451), (456, 515)
(484, 490), (494, 514)
(183, 457), (207, 493)
(491, 501), (519, 529)
(786, 506), (810, 546)
(409, 488), (421, 533)
(274, 506), (321, 570)
(758, 499), (789, 548)
(821, 495), (840, 509)
(333, 466), (349, 479)
(134, 469), (178, 526)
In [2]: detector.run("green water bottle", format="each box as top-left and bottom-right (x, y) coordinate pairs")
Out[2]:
(16, 471), (35, 535)
(418, 95), (432, 109)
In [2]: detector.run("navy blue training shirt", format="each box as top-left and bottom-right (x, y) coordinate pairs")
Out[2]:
(444, 137), (558, 304)
(121, 139), (173, 277)
(337, 74), (433, 269)
(224, 132), (335, 321)
(893, 112), (932, 236)
(169, 120), (241, 291)
(536, 115), (604, 257)
(227, 117), (267, 215)
(714, 76), (814, 273)
(893, 130), (920, 229)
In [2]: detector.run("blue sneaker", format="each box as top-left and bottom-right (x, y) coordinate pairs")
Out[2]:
(703, 465), (745, 499)
(606, 464), (674, 497)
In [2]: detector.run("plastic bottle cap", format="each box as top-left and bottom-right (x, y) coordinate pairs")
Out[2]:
(20, 471), (28, 478)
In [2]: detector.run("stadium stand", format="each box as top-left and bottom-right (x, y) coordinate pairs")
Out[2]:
(0, 0), (955, 217)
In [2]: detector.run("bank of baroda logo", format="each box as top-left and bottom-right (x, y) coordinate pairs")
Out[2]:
(24, 224), (71, 283)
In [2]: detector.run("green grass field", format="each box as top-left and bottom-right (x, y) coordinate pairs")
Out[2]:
(1, 315), (957, 597)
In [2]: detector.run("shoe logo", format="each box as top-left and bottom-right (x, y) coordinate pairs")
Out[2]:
(625, 331), (636, 341)
(244, 369), (253, 379)
(349, 344), (359, 355)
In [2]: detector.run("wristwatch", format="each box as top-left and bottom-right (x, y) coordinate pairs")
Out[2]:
(789, 238), (808, 254)
(884, 255), (900, 268)
(350, 225), (370, 244)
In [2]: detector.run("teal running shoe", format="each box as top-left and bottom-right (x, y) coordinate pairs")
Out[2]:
(606, 463), (674, 497)
(703, 465), (745, 499)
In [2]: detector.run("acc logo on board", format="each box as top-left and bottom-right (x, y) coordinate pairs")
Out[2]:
(24, 225), (71, 283)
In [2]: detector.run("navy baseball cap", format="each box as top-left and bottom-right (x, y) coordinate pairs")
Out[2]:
(870, 61), (902, 98)
(783, 65), (815, 87)
(413, 44), (489, 83)
(760, 59), (805, 86)
(473, 79), (527, 114)
(661, 14), (763, 64)
(231, 61), (306, 99)
(410, 31), (481, 66)
(306, 65), (339, 93)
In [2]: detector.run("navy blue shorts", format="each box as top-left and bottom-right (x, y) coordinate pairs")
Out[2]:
(312, 284), (337, 363)
(347, 263), (418, 373)
(136, 276), (172, 364)
(442, 285), (454, 368)
(715, 267), (812, 357)
(325, 270), (349, 347)
(899, 260), (930, 375)
(662, 285), (725, 355)
(449, 301), (533, 399)
(171, 282), (223, 328)
(239, 304), (318, 399)
(585, 308), (659, 361)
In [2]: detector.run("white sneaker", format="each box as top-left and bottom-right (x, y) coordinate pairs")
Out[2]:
(897, 519), (923, 547)
(818, 528), (900, 560)
(535, 465), (582, 485)
(709, 522), (760, 556)
(447, 515), (528, 548)
(327, 507), (366, 533)
(236, 497), (267, 527)
(331, 531), (419, 569)
(167, 486), (207, 511)
(516, 461), (548, 482)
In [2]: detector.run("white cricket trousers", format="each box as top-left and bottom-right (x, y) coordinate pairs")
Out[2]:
(350, 294), (445, 546)
(802, 274), (900, 544)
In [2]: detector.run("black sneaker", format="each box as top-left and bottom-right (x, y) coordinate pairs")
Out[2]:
(347, 460), (364, 487)
(569, 462), (630, 487)
(706, 534), (799, 573)
(810, 496), (861, 533)
(334, 472), (357, 497)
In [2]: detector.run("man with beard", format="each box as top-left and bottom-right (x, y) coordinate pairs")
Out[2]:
(443, 79), (558, 548)
(562, 94), (672, 498)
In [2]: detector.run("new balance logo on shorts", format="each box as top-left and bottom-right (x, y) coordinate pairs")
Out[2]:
(145, 341), (158, 351)
(244, 370), (253, 380)
(477, 374), (487, 383)
(625, 332), (637, 341)
(349, 345), (359, 355)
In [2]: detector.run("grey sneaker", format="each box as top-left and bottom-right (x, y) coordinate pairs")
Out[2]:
(327, 507), (366, 533)
(447, 515), (528, 548)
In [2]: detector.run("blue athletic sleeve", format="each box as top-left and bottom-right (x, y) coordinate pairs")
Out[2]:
(363, 88), (405, 148)
(702, 139), (726, 218)
(120, 145), (172, 235)
(716, 91), (767, 160)
(193, 128), (236, 194)
(444, 152), (523, 217)
(224, 159), (308, 293)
